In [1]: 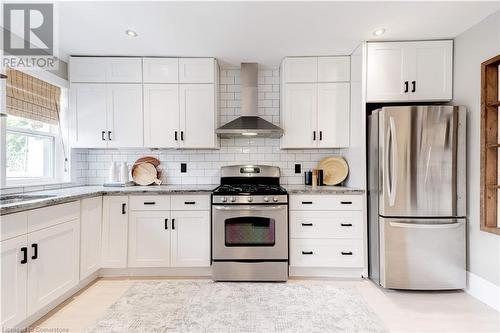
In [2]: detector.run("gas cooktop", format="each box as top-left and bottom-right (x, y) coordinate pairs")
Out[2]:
(213, 184), (287, 196)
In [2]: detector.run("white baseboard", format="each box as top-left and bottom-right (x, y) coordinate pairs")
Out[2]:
(466, 271), (500, 311)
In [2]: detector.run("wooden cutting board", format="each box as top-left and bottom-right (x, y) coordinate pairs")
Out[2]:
(132, 162), (162, 185)
(316, 157), (349, 185)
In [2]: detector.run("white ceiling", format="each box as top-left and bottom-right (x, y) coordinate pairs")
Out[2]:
(57, 1), (499, 67)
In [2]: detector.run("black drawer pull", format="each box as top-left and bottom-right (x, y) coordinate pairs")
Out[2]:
(341, 251), (353, 256)
(164, 218), (169, 230)
(172, 218), (176, 230)
(302, 251), (314, 255)
(122, 203), (126, 214)
(301, 223), (313, 226)
(184, 201), (196, 205)
(175, 131), (178, 141)
(20, 247), (28, 264)
(101, 131), (106, 141)
(340, 223), (353, 227)
(31, 243), (38, 260)
(301, 201), (313, 205)
(143, 201), (156, 205)
(340, 201), (352, 205)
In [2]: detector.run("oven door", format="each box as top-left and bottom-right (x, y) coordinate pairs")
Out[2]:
(212, 204), (288, 260)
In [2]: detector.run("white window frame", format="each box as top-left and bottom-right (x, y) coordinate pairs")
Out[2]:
(0, 65), (70, 188)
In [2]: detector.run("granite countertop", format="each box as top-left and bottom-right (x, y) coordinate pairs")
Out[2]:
(284, 185), (365, 194)
(0, 185), (217, 215)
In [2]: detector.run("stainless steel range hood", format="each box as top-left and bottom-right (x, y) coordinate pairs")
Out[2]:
(216, 63), (283, 138)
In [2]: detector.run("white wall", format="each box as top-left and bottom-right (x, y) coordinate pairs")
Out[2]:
(453, 10), (500, 287)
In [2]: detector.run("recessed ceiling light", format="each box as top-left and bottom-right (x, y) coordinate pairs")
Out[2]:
(373, 28), (386, 37)
(125, 30), (138, 37)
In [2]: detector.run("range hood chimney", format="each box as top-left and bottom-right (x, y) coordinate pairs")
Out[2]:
(216, 63), (283, 138)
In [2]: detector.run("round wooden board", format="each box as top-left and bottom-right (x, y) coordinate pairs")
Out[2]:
(132, 162), (161, 185)
(316, 157), (349, 185)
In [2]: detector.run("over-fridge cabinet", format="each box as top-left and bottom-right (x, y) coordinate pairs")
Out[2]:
(69, 57), (219, 149)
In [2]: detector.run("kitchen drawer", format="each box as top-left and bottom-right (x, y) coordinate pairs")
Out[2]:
(27, 201), (80, 233)
(129, 195), (170, 211)
(1, 211), (28, 241)
(171, 195), (210, 211)
(290, 239), (364, 267)
(290, 211), (363, 239)
(290, 195), (363, 211)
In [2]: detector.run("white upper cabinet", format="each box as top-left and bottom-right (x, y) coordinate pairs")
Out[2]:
(317, 83), (350, 148)
(106, 84), (143, 148)
(70, 57), (142, 83)
(283, 57), (318, 83)
(367, 40), (453, 102)
(281, 56), (351, 149)
(143, 58), (179, 83)
(179, 58), (215, 83)
(317, 56), (350, 82)
(179, 84), (216, 148)
(143, 84), (180, 148)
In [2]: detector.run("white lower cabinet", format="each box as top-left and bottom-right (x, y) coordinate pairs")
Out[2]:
(171, 211), (210, 267)
(102, 196), (129, 268)
(80, 197), (103, 279)
(128, 211), (171, 267)
(27, 220), (80, 315)
(0, 235), (28, 328)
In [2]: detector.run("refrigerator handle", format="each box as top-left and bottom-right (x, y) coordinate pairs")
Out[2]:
(389, 117), (397, 206)
(389, 222), (461, 229)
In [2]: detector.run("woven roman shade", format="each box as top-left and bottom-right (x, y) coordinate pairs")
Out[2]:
(6, 68), (61, 124)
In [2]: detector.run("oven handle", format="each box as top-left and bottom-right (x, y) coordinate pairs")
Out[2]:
(213, 205), (287, 211)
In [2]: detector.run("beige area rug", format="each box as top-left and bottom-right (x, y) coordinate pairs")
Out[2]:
(87, 281), (387, 333)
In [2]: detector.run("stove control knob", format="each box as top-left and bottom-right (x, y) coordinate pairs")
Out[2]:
(230, 196), (236, 202)
(263, 196), (270, 202)
(273, 197), (279, 203)
(221, 197), (227, 203)
(247, 197), (253, 203)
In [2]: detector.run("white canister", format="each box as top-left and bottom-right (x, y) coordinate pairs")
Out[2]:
(108, 162), (119, 182)
(119, 162), (129, 183)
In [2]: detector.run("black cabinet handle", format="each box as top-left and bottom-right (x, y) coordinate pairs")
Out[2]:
(301, 201), (313, 205)
(302, 251), (313, 255)
(340, 223), (353, 227)
(313, 131), (316, 141)
(102, 131), (106, 141)
(301, 223), (313, 226)
(340, 201), (352, 205)
(175, 131), (178, 141)
(341, 251), (353, 256)
(172, 218), (175, 230)
(181, 131), (184, 141)
(411, 81), (416, 93)
(164, 218), (169, 230)
(122, 203), (126, 214)
(184, 201), (196, 205)
(20, 247), (28, 264)
(404, 81), (409, 93)
(143, 201), (156, 205)
(108, 131), (112, 141)
(319, 131), (323, 141)
(31, 243), (38, 260)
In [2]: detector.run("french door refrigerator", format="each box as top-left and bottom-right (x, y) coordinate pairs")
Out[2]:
(368, 106), (466, 290)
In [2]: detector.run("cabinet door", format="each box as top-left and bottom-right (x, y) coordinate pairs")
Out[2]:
(128, 211), (171, 267)
(317, 82), (350, 148)
(102, 196), (128, 268)
(105, 58), (142, 83)
(317, 56), (350, 82)
(281, 83), (317, 148)
(171, 211), (210, 267)
(179, 84), (216, 148)
(283, 57), (317, 83)
(106, 84), (144, 148)
(143, 58), (179, 83)
(80, 197), (102, 280)
(0, 235), (27, 328)
(143, 84), (179, 148)
(70, 84), (108, 148)
(179, 58), (215, 83)
(367, 43), (409, 102)
(27, 220), (80, 315)
(409, 40), (453, 101)
(69, 57), (106, 82)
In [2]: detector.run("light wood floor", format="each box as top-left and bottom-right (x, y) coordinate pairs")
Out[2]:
(34, 277), (500, 333)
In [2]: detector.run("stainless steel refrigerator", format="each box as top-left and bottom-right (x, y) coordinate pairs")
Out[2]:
(368, 105), (466, 290)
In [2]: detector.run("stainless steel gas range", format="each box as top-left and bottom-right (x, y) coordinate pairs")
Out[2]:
(212, 165), (288, 282)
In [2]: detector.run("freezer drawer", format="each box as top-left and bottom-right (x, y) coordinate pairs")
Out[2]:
(380, 217), (465, 290)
